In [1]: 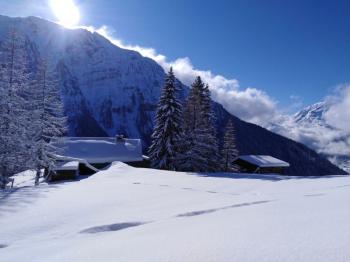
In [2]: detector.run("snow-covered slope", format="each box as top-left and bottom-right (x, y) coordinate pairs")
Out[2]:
(294, 102), (329, 125)
(293, 102), (350, 172)
(0, 15), (170, 139)
(1, 163), (350, 262)
(0, 15), (345, 176)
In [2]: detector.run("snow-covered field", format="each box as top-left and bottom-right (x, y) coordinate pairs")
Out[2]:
(1, 163), (350, 262)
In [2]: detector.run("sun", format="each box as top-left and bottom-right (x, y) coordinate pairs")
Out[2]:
(50, 0), (80, 28)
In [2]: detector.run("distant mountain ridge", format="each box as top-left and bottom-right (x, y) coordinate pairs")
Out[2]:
(0, 15), (346, 176)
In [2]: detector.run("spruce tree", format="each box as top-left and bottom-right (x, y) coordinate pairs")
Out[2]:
(28, 59), (67, 185)
(0, 30), (31, 189)
(200, 84), (220, 172)
(176, 77), (205, 171)
(221, 119), (240, 172)
(149, 68), (183, 170)
(177, 77), (219, 172)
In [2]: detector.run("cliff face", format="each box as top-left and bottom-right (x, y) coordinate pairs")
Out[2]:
(0, 15), (346, 176)
(0, 15), (168, 139)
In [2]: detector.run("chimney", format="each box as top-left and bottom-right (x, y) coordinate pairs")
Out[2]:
(116, 134), (125, 143)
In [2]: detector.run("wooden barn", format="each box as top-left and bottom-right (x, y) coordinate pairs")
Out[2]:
(48, 137), (144, 181)
(49, 161), (80, 182)
(233, 155), (290, 174)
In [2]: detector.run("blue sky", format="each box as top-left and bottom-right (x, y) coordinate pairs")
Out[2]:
(1, 0), (350, 109)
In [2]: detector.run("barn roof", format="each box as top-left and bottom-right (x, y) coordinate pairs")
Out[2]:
(236, 155), (290, 168)
(54, 161), (80, 171)
(54, 137), (143, 164)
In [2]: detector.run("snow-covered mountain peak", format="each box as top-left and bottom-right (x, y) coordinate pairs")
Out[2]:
(293, 101), (329, 124)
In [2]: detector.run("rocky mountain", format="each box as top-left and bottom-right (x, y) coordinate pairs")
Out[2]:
(0, 15), (346, 176)
(293, 102), (350, 172)
(294, 102), (329, 125)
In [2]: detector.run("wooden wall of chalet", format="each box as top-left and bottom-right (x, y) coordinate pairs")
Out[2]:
(258, 167), (286, 174)
(49, 170), (78, 182)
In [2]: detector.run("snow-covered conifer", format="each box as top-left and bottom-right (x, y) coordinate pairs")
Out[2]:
(149, 68), (183, 170)
(221, 119), (240, 172)
(199, 84), (220, 172)
(28, 59), (67, 185)
(176, 77), (203, 171)
(0, 30), (31, 188)
(177, 77), (219, 172)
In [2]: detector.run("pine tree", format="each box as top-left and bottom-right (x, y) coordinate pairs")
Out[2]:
(149, 68), (183, 170)
(0, 30), (32, 189)
(221, 119), (240, 172)
(200, 84), (220, 172)
(176, 77), (205, 171)
(28, 59), (67, 185)
(177, 77), (219, 172)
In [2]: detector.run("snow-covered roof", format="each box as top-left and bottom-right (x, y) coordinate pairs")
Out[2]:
(54, 161), (80, 171)
(54, 138), (143, 164)
(236, 155), (290, 168)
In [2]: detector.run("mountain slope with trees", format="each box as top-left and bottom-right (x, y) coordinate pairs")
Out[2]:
(0, 15), (346, 176)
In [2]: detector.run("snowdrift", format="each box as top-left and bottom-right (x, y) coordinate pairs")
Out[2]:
(1, 163), (350, 262)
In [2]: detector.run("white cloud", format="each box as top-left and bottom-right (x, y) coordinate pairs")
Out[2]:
(277, 117), (350, 156)
(84, 25), (279, 126)
(324, 85), (350, 132)
(212, 86), (280, 124)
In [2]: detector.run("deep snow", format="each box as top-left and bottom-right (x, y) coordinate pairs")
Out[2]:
(1, 163), (350, 262)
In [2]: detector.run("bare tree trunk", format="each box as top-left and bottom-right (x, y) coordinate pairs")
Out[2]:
(35, 169), (41, 186)
(0, 176), (6, 190)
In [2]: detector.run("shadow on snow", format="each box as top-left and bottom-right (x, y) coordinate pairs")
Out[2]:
(80, 222), (147, 234)
(192, 172), (349, 182)
(0, 184), (60, 216)
(177, 200), (273, 218)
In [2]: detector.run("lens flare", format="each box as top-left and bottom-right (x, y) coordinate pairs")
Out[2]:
(50, 0), (80, 28)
